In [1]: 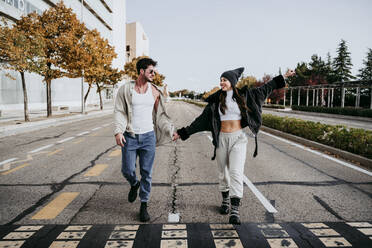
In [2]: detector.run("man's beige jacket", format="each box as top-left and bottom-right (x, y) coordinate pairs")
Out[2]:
(114, 81), (174, 146)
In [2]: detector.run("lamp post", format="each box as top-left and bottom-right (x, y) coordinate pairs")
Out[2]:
(81, 0), (85, 114)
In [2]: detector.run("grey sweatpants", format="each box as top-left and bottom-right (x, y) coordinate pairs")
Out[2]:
(216, 129), (248, 199)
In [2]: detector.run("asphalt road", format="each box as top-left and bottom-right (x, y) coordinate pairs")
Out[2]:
(0, 101), (371, 247)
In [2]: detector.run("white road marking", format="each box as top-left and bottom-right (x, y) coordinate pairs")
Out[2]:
(205, 134), (278, 213)
(57, 137), (75, 144)
(92, 127), (101, 131)
(0, 158), (17, 166)
(261, 131), (372, 177)
(102, 123), (111, 127)
(77, 131), (90, 136)
(168, 213), (180, 223)
(29, 144), (54, 154)
(243, 175), (278, 213)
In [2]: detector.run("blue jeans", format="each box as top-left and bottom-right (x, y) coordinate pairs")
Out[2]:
(121, 131), (156, 202)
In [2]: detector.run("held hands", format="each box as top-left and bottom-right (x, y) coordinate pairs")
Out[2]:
(284, 69), (295, 79)
(172, 132), (180, 141)
(115, 133), (126, 147)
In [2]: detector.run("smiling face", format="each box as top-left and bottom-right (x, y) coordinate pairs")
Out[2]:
(140, 65), (156, 82)
(220, 77), (232, 91)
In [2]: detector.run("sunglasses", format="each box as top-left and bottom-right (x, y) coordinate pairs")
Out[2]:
(148, 69), (156, 75)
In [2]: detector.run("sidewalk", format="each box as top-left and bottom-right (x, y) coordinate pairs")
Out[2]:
(0, 103), (114, 139)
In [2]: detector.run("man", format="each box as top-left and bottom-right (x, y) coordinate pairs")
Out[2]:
(114, 57), (174, 222)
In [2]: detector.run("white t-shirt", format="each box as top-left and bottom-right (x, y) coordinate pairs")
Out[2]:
(218, 90), (242, 121)
(131, 83), (155, 134)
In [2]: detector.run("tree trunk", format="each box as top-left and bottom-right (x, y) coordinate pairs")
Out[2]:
(20, 71), (30, 122)
(97, 83), (103, 110)
(84, 84), (92, 107)
(46, 78), (52, 117)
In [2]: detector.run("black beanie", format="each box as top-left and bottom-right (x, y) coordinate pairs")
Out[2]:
(220, 67), (244, 87)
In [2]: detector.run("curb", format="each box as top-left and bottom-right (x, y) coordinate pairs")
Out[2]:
(261, 126), (372, 171)
(263, 107), (372, 122)
(0, 109), (113, 139)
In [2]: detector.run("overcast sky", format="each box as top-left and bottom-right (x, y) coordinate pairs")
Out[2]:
(126, 0), (372, 93)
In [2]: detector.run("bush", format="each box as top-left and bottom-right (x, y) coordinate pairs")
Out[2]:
(263, 104), (285, 109)
(291, 105), (372, 118)
(262, 114), (372, 159)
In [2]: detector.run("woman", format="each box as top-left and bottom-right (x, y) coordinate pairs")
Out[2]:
(173, 67), (294, 224)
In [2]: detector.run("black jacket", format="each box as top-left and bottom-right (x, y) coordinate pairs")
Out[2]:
(177, 75), (286, 160)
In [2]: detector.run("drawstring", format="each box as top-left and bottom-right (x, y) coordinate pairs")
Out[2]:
(253, 135), (258, 157)
(211, 146), (217, 160)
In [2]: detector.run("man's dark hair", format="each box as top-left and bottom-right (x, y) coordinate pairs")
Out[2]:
(136, 57), (157, 74)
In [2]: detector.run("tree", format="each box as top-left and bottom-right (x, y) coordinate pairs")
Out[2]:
(16, 1), (87, 117)
(82, 29), (123, 109)
(358, 48), (372, 81)
(0, 16), (46, 121)
(333, 39), (355, 82)
(202, 87), (220, 100)
(124, 56), (165, 86)
(236, 75), (257, 89)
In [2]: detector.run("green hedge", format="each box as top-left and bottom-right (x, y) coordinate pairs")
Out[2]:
(262, 114), (372, 159)
(263, 104), (285, 109)
(291, 105), (372, 118)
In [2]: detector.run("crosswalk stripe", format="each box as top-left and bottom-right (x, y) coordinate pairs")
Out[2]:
(31, 192), (80, 220)
(84, 164), (108, 177)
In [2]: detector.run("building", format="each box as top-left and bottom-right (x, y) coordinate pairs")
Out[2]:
(126, 22), (149, 62)
(0, 0), (126, 111)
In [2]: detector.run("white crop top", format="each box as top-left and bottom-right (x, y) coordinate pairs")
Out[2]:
(132, 83), (155, 134)
(218, 90), (242, 121)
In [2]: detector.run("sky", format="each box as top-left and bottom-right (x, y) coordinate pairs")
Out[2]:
(126, 0), (372, 93)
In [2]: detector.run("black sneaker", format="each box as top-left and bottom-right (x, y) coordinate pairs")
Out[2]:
(128, 181), (140, 203)
(220, 199), (229, 215)
(229, 198), (241, 225)
(140, 202), (150, 222)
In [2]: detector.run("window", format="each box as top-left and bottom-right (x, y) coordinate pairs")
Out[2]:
(6, 0), (13, 6)
(126, 45), (130, 52)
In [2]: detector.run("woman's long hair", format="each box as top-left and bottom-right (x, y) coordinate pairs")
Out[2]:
(219, 86), (250, 116)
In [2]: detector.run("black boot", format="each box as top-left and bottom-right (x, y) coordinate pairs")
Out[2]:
(220, 191), (229, 215)
(128, 181), (140, 203)
(229, 197), (241, 225)
(140, 202), (150, 222)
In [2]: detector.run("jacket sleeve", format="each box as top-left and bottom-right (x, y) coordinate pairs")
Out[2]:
(251, 75), (286, 104)
(113, 86), (128, 135)
(177, 104), (212, 140)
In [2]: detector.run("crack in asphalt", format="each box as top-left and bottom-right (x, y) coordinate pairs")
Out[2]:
(15, 132), (67, 147)
(170, 145), (180, 216)
(313, 195), (345, 220)
(5, 145), (116, 226)
(262, 141), (372, 199)
(1, 181), (370, 188)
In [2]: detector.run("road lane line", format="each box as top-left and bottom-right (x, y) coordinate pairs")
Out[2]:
(47, 149), (64, 156)
(1, 163), (30, 175)
(0, 158), (17, 166)
(261, 131), (372, 177)
(243, 175), (278, 213)
(77, 131), (90, 136)
(92, 127), (101, 131)
(109, 149), (121, 157)
(205, 134), (278, 213)
(31, 192), (80, 220)
(84, 164), (108, 177)
(73, 138), (85, 144)
(57, 137), (75, 144)
(29, 144), (54, 154)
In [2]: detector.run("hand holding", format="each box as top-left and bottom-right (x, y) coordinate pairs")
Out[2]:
(172, 132), (180, 141)
(284, 69), (295, 79)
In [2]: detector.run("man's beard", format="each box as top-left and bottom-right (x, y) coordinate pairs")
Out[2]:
(145, 75), (153, 82)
